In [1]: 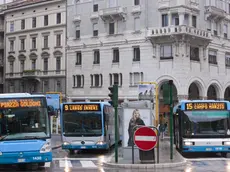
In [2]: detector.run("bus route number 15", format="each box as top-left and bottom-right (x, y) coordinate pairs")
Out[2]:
(186, 103), (193, 110)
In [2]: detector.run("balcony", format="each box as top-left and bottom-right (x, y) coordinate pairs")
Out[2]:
(147, 25), (212, 44)
(73, 15), (81, 25)
(5, 70), (66, 79)
(99, 6), (127, 21)
(205, 6), (226, 20)
(90, 12), (99, 20)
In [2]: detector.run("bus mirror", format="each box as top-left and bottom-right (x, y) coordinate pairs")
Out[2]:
(47, 105), (55, 116)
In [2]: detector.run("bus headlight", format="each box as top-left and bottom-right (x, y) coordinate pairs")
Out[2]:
(96, 141), (104, 145)
(0, 151), (2, 156)
(184, 141), (194, 146)
(224, 142), (230, 145)
(40, 142), (51, 153)
(63, 142), (70, 145)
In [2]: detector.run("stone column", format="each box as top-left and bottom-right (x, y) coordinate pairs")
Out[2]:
(179, 12), (185, 25)
(189, 14), (193, 27)
(168, 12), (172, 26)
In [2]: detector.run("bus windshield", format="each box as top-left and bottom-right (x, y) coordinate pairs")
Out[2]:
(183, 110), (230, 138)
(0, 97), (50, 140)
(63, 111), (102, 137)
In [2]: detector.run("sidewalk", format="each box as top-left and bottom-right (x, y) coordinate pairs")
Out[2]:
(103, 138), (188, 169)
(51, 134), (62, 150)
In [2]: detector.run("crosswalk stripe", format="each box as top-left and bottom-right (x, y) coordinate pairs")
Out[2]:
(44, 162), (51, 167)
(59, 160), (73, 168)
(53, 158), (98, 161)
(80, 160), (97, 168)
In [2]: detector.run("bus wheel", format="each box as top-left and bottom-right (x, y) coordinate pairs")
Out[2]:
(38, 162), (45, 166)
(18, 164), (27, 170)
(69, 150), (75, 155)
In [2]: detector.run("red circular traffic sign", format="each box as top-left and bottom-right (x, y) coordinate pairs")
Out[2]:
(134, 126), (157, 151)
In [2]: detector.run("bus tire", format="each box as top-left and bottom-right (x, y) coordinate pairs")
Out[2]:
(222, 153), (227, 157)
(18, 164), (27, 170)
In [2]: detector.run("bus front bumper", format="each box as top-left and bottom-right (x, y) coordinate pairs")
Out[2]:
(62, 143), (108, 150)
(0, 151), (52, 164)
(183, 146), (230, 152)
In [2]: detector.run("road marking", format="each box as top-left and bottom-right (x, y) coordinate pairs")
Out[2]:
(53, 157), (98, 161)
(59, 160), (73, 168)
(135, 136), (156, 141)
(80, 161), (97, 168)
(44, 162), (51, 167)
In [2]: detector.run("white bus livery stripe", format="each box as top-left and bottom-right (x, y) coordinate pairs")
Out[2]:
(135, 136), (156, 141)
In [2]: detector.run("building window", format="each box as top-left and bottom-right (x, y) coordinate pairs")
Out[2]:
(73, 75), (84, 88)
(133, 47), (140, 61)
(43, 80), (49, 93)
(134, 0), (140, 5)
(57, 13), (61, 24)
(32, 37), (36, 49)
(134, 17), (140, 31)
(207, 20), (211, 31)
(93, 23), (98, 36)
(56, 34), (61, 47)
(21, 19), (25, 30)
(32, 17), (36, 28)
(93, 4), (98, 12)
(76, 26), (80, 39)
(76, 51), (82, 65)
(129, 72), (143, 86)
(109, 22), (115, 35)
(10, 21), (14, 32)
(190, 46), (199, 61)
(93, 50), (100, 64)
(90, 74), (103, 87)
(208, 50), (217, 64)
(32, 59), (36, 70)
(44, 36), (48, 48)
(56, 57), (61, 73)
(20, 39), (25, 51)
(44, 58), (48, 74)
(20, 60), (24, 73)
(162, 14), (168, 27)
(160, 45), (173, 59)
(113, 48), (119, 63)
(44, 15), (48, 26)
(109, 73), (122, 86)
(10, 40), (14, 51)
(9, 61), (14, 74)
(224, 24), (228, 39)
(225, 54), (230, 67)
(9, 81), (14, 93)
(213, 22), (217, 36)
(56, 80), (61, 92)
(192, 15), (196, 28)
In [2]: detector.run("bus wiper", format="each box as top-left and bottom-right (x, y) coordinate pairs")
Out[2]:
(0, 133), (10, 141)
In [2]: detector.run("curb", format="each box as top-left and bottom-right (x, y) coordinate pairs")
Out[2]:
(103, 159), (188, 169)
(52, 145), (62, 150)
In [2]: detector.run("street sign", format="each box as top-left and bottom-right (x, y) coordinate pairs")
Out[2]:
(138, 84), (154, 102)
(134, 126), (157, 151)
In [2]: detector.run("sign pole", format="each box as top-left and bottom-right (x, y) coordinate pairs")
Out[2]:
(114, 85), (118, 163)
(169, 80), (173, 160)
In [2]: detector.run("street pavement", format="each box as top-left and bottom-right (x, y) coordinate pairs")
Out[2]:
(0, 134), (230, 171)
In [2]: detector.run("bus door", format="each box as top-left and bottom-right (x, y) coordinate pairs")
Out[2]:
(174, 111), (182, 150)
(103, 105), (110, 144)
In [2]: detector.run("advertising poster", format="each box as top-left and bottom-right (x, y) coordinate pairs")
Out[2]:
(123, 108), (152, 147)
(138, 84), (154, 101)
(46, 94), (60, 110)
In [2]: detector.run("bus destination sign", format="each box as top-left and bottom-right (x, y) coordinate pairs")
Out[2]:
(185, 102), (227, 111)
(64, 104), (101, 111)
(0, 99), (42, 108)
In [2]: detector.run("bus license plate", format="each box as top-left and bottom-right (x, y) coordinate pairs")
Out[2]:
(81, 146), (86, 149)
(206, 148), (212, 151)
(18, 159), (25, 163)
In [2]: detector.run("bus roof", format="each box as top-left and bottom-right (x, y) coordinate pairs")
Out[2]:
(173, 99), (230, 113)
(0, 93), (46, 98)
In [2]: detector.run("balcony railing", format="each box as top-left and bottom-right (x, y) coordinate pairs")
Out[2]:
(5, 70), (66, 78)
(148, 25), (211, 40)
(99, 6), (127, 21)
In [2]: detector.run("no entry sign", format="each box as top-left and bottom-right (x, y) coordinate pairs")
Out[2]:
(134, 126), (157, 151)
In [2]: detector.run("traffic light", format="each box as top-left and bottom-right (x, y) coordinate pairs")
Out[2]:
(108, 85), (118, 107)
